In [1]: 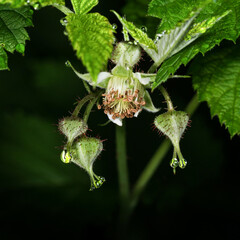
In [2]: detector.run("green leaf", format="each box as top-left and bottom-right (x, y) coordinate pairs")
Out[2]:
(148, 0), (213, 32)
(71, 0), (98, 15)
(112, 10), (157, 52)
(0, 5), (33, 69)
(0, 45), (8, 70)
(151, 0), (240, 90)
(0, 0), (65, 8)
(66, 13), (114, 83)
(189, 44), (240, 137)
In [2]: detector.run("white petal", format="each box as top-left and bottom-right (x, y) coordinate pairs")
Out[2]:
(97, 72), (112, 84)
(134, 72), (152, 85)
(107, 114), (122, 126)
(134, 110), (141, 117)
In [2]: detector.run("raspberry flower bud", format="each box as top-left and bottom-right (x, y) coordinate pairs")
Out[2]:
(67, 137), (105, 191)
(154, 110), (189, 173)
(58, 116), (88, 145)
(111, 41), (141, 67)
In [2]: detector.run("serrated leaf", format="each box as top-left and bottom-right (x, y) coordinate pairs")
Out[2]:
(148, 0), (214, 32)
(189, 44), (240, 137)
(142, 13), (197, 66)
(0, 0), (65, 8)
(71, 0), (98, 15)
(66, 13), (114, 83)
(112, 10), (157, 52)
(151, 0), (240, 90)
(0, 5), (33, 69)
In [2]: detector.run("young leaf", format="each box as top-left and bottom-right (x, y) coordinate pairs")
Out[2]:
(112, 11), (157, 52)
(142, 13), (197, 67)
(0, 0), (65, 8)
(151, 0), (240, 90)
(71, 0), (98, 15)
(189, 44), (240, 137)
(0, 5), (33, 70)
(66, 13), (114, 83)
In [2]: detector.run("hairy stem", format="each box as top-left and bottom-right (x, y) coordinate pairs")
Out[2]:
(83, 90), (103, 123)
(159, 85), (174, 111)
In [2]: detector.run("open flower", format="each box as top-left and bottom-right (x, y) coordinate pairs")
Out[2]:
(68, 41), (159, 126)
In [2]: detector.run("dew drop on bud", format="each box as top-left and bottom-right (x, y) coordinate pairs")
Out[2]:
(65, 61), (71, 67)
(170, 158), (179, 168)
(33, 2), (41, 10)
(60, 18), (68, 26)
(179, 158), (187, 169)
(25, 0), (30, 5)
(141, 26), (147, 33)
(112, 23), (117, 30)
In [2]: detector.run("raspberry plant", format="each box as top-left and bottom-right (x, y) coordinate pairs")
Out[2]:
(1, 0), (240, 234)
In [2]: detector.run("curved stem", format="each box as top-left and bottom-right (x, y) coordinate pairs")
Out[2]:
(72, 93), (96, 118)
(83, 90), (103, 123)
(159, 85), (174, 111)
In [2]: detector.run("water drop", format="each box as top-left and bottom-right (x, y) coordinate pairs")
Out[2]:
(133, 40), (138, 45)
(25, 0), (30, 5)
(33, 2), (41, 10)
(170, 158), (179, 168)
(179, 158), (187, 169)
(141, 26), (147, 33)
(65, 61), (71, 67)
(63, 30), (68, 36)
(112, 23), (117, 30)
(60, 18), (68, 26)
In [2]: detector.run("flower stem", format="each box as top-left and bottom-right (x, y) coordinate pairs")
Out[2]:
(128, 93), (200, 216)
(116, 121), (130, 226)
(159, 85), (174, 111)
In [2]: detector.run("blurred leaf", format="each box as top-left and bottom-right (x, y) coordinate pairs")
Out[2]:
(66, 13), (114, 83)
(0, 5), (33, 70)
(0, 0), (65, 8)
(190, 44), (240, 137)
(0, 111), (86, 187)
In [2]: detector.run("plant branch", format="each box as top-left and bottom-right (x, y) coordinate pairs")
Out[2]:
(159, 85), (174, 111)
(116, 121), (130, 222)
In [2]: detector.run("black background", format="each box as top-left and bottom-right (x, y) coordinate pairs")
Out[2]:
(0, 0), (240, 239)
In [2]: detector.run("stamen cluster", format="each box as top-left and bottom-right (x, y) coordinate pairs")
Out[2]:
(100, 88), (146, 120)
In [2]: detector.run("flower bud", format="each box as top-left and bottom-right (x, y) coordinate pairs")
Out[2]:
(69, 137), (105, 191)
(154, 110), (189, 172)
(111, 41), (141, 67)
(58, 117), (88, 144)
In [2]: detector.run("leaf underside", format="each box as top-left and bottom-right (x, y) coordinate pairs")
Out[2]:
(190, 44), (240, 137)
(0, 4), (33, 70)
(149, 0), (240, 90)
(66, 13), (114, 83)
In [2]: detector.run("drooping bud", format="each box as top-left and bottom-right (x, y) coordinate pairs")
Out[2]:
(111, 41), (141, 67)
(154, 110), (189, 172)
(69, 137), (105, 191)
(58, 116), (88, 144)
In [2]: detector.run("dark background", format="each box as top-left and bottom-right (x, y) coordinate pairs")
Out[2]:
(0, 0), (240, 239)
